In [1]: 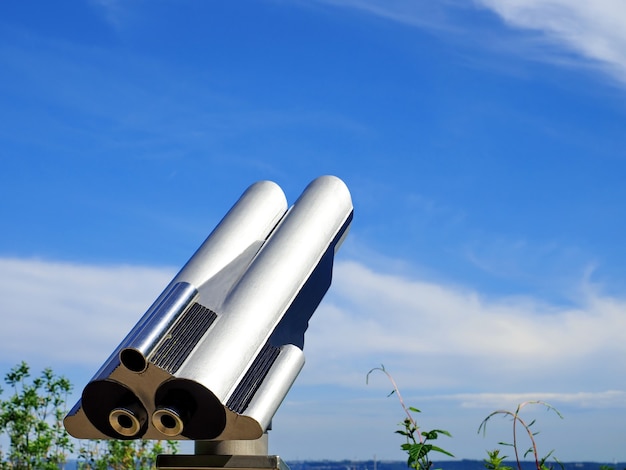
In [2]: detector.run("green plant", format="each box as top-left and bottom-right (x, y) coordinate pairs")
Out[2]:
(367, 365), (453, 470)
(77, 438), (179, 470)
(484, 449), (514, 470)
(0, 361), (74, 469)
(478, 401), (563, 470)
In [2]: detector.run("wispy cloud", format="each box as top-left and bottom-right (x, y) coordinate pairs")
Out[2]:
(305, 260), (626, 392)
(89, 0), (128, 30)
(316, 0), (626, 86)
(474, 0), (626, 84)
(313, 0), (467, 32)
(450, 390), (626, 409)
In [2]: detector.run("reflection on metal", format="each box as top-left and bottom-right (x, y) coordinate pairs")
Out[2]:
(64, 176), (353, 442)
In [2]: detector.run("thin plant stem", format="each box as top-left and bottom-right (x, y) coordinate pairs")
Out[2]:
(367, 365), (423, 444)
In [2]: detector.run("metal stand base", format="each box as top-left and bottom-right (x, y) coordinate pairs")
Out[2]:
(156, 454), (289, 470)
(156, 434), (289, 470)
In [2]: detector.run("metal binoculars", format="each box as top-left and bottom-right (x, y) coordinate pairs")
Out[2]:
(64, 175), (353, 442)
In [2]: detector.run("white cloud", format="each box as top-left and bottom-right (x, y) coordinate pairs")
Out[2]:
(1, 256), (625, 460)
(0, 257), (173, 366)
(304, 260), (626, 392)
(474, 0), (626, 83)
(450, 390), (626, 409)
(1, 256), (624, 400)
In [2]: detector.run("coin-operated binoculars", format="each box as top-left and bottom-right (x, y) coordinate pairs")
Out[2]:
(64, 175), (353, 470)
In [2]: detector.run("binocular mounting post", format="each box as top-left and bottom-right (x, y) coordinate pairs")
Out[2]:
(156, 434), (289, 470)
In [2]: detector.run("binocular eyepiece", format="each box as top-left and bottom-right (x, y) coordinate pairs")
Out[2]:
(109, 403), (147, 437)
(152, 407), (184, 437)
(108, 403), (184, 439)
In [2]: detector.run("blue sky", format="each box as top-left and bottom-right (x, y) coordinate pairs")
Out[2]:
(1, 0), (626, 462)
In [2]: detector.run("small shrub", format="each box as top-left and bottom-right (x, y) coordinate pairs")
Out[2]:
(484, 449), (514, 470)
(478, 401), (563, 470)
(367, 365), (453, 470)
(0, 361), (73, 469)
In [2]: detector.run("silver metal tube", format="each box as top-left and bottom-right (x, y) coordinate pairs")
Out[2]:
(170, 180), (288, 291)
(176, 175), (353, 400)
(120, 282), (198, 372)
(242, 344), (305, 430)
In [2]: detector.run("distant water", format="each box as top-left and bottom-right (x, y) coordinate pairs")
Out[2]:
(286, 460), (625, 470)
(58, 459), (625, 470)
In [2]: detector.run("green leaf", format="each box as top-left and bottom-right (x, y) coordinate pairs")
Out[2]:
(430, 445), (455, 458)
(407, 443), (430, 461)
